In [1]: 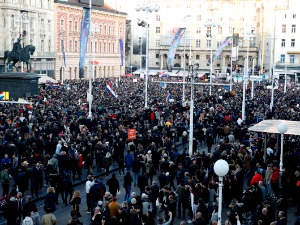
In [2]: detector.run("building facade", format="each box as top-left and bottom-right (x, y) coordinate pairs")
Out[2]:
(0, 0), (56, 75)
(54, 0), (126, 80)
(272, 0), (300, 80)
(127, 0), (262, 75)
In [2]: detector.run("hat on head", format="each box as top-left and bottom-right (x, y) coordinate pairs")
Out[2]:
(165, 172), (169, 176)
(148, 150), (151, 154)
(141, 193), (148, 199)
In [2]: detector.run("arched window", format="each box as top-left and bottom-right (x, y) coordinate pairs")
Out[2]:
(41, 40), (44, 52)
(48, 40), (51, 52)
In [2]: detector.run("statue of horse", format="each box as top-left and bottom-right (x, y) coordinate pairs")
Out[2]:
(4, 45), (36, 72)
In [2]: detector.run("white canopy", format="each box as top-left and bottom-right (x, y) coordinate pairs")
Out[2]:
(248, 119), (300, 135)
(38, 74), (58, 84)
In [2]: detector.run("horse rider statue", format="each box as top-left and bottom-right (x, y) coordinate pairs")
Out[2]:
(11, 34), (22, 62)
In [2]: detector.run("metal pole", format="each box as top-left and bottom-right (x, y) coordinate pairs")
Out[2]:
(61, 31), (64, 84)
(144, 1), (149, 108)
(88, 0), (92, 119)
(251, 58), (255, 99)
(182, 22), (187, 102)
(284, 60), (287, 94)
(279, 133), (284, 190)
(230, 36), (233, 92)
(188, 65), (194, 156)
(270, 37), (275, 110)
(242, 58), (246, 121)
(20, 13), (24, 72)
(209, 36), (213, 96)
(217, 176), (223, 225)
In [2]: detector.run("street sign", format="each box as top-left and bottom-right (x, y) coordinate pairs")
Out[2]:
(128, 128), (136, 140)
(249, 75), (263, 81)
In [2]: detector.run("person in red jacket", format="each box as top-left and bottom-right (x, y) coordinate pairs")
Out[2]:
(271, 164), (280, 197)
(250, 170), (264, 187)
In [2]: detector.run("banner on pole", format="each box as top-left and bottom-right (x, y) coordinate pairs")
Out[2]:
(61, 39), (66, 67)
(209, 36), (231, 63)
(79, 7), (91, 78)
(166, 28), (186, 72)
(119, 38), (124, 66)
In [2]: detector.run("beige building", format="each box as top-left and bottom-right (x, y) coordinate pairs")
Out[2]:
(126, 0), (262, 75)
(0, 0), (55, 75)
(54, 0), (126, 80)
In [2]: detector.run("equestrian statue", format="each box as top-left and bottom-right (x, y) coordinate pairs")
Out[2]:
(4, 34), (35, 72)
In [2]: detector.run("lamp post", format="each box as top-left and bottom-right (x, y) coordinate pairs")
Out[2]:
(60, 29), (65, 84)
(278, 123), (287, 191)
(267, 35), (277, 110)
(20, 10), (28, 73)
(284, 59), (287, 94)
(87, 0), (93, 119)
(204, 21), (220, 96)
(242, 33), (251, 121)
(136, 1), (160, 108)
(214, 159), (229, 225)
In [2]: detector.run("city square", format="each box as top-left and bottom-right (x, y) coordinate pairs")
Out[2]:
(0, 0), (300, 225)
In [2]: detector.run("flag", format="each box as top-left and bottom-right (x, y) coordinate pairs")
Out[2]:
(0, 92), (9, 100)
(160, 82), (167, 89)
(199, 73), (205, 80)
(119, 38), (124, 66)
(166, 93), (171, 102)
(105, 83), (118, 98)
(158, 71), (168, 78)
(166, 28), (186, 72)
(209, 36), (231, 63)
(61, 39), (66, 67)
(79, 7), (91, 78)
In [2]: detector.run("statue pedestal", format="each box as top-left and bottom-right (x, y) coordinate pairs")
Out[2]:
(0, 72), (40, 100)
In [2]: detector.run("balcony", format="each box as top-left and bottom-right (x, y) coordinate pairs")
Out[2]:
(35, 52), (56, 58)
(276, 61), (300, 67)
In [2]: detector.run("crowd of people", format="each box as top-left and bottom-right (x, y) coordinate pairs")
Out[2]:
(0, 75), (299, 225)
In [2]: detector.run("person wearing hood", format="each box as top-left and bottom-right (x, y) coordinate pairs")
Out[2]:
(22, 212), (33, 225)
(106, 173), (119, 197)
(41, 207), (57, 225)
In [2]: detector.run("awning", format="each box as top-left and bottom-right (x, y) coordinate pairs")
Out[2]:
(248, 119), (300, 135)
(287, 51), (300, 54)
(38, 74), (58, 84)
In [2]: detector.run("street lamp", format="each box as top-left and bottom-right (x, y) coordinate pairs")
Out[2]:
(214, 159), (229, 225)
(204, 21), (220, 96)
(267, 35), (277, 110)
(136, 1), (160, 108)
(278, 122), (287, 191)
(20, 10), (28, 73)
(87, 0), (93, 119)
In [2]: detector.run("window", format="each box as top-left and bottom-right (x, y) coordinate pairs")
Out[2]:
(156, 27), (160, 33)
(156, 15), (160, 21)
(196, 39), (200, 48)
(290, 54), (295, 63)
(48, 40), (51, 52)
(69, 40), (72, 52)
(291, 39), (295, 47)
(41, 40), (44, 52)
(216, 55), (221, 60)
(104, 43), (106, 53)
(217, 41), (222, 47)
(206, 39), (211, 48)
(206, 55), (210, 60)
(95, 42), (97, 53)
(196, 27), (201, 34)
(292, 24), (296, 33)
(218, 26), (222, 35)
(112, 43), (114, 53)
(104, 25), (106, 35)
(60, 20), (64, 30)
(48, 20), (51, 32)
(282, 24), (286, 33)
(99, 25), (102, 34)
(280, 54), (285, 63)
(99, 42), (101, 53)
(155, 39), (160, 47)
(196, 55), (200, 60)
(69, 21), (72, 31)
(206, 27), (211, 35)
(74, 41), (77, 52)
(187, 3), (191, 8)
(108, 43), (110, 53)
(41, 19), (44, 29)
(108, 26), (111, 35)
(293, 14), (296, 19)
(197, 15), (201, 21)
(281, 39), (285, 47)
(156, 54), (159, 58)
(75, 22), (78, 32)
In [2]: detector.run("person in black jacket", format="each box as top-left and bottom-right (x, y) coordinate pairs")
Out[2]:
(3, 197), (18, 225)
(130, 206), (142, 225)
(132, 157), (142, 186)
(63, 173), (74, 206)
(106, 173), (120, 197)
(137, 172), (148, 195)
(90, 179), (106, 216)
